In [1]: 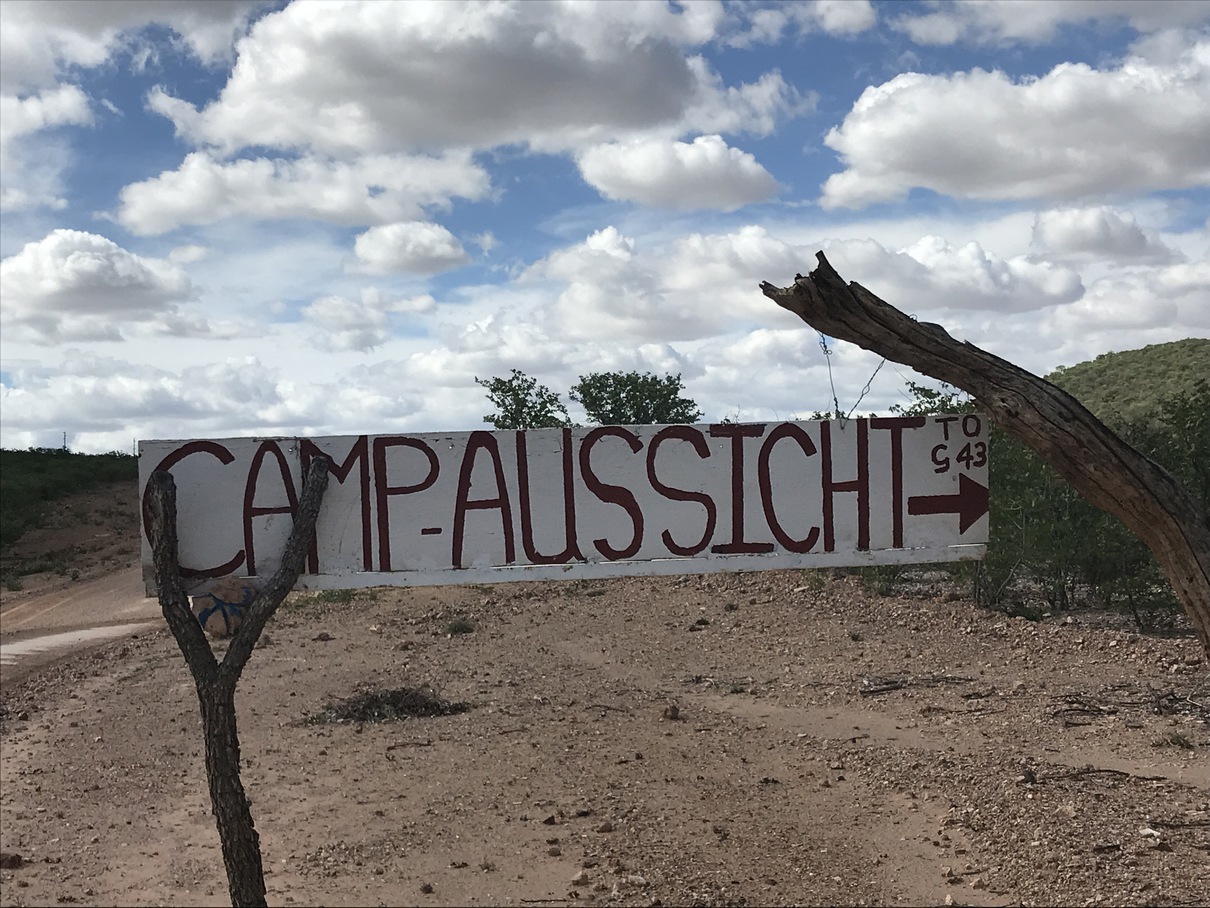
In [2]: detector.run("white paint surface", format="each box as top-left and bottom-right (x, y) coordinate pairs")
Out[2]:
(139, 418), (989, 593)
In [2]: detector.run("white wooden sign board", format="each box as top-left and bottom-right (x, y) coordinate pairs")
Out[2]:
(139, 417), (989, 595)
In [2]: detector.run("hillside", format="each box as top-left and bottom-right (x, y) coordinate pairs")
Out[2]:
(1047, 338), (1209, 424)
(0, 448), (137, 550)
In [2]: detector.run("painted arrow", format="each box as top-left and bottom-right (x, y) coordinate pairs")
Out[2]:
(907, 472), (989, 535)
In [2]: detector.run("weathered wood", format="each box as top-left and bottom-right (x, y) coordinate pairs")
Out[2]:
(760, 252), (1210, 656)
(145, 458), (329, 907)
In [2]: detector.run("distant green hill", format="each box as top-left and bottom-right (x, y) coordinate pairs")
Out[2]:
(1047, 338), (1209, 424)
(0, 448), (137, 549)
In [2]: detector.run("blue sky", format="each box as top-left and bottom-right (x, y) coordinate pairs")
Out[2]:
(1, 0), (1207, 453)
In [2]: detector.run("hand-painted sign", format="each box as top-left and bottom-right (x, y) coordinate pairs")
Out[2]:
(139, 416), (989, 594)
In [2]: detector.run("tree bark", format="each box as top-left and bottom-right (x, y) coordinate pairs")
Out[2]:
(760, 252), (1210, 656)
(144, 458), (330, 907)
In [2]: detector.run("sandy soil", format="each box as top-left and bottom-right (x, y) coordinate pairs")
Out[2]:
(0, 482), (1207, 908)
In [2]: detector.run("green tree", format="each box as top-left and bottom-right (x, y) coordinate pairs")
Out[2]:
(475, 370), (571, 429)
(888, 380), (973, 417)
(570, 371), (702, 426)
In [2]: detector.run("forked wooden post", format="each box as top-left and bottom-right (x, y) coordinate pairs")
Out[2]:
(761, 253), (1210, 656)
(144, 459), (329, 907)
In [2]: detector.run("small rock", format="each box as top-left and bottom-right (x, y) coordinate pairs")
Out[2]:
(662, 704), (680, 721)
(419, 882), (434, 894)
(547, 846), (562, 856)
(255, 634), (273, 649)
(0, 852), (24, 870)
(572, 869), (591, 886)
(969, 876), (988, 890)
(595, 820), (615, 833)
(313, 632), (334, 642)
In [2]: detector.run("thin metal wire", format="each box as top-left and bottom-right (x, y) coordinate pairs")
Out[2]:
(819, 332), (887, 426)
(846, 356), (887, 420)
(819, 333), (842, 421)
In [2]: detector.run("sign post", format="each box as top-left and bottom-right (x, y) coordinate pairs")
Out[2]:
(139, 417), (989, 594)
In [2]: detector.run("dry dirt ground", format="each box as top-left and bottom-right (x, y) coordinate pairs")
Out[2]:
(1, 481), (1207, 908)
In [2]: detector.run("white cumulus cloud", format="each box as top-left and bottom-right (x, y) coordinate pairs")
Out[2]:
(352, 222), (470, 275)
(821, 35), (1210, 209)
(0, 0), (266, 93)
(1032, 206), (1177, 263)
(0, 83), (91, 152)
(301, 288), (439, 352)
(894, 0), (1210, 47)
(0, 84), (92, 211)
(819, 235), (1085, 314)
(0, 229), (194, 342)
(116, 150), (491, 235)
(577, 135), (779, 211)
(726, 0), (876, 46)
(146, 0), (803, 157)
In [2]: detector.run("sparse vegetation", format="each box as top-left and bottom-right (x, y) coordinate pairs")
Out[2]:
(1151, 730), (1194, 750)
(891, 340), (1209, 632)
(312, 589), (358, 604)
(304, 685), (470, 725)
(446, 616), (476, 635)
(1049, 339), (1209, 425)
(0, 448), (137, 549)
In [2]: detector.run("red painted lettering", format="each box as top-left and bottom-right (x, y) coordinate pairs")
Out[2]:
(373, 436), (439, 571)
(820, 419), (870, 552)
(516, 429), (584, 564)
(144, 441), (245, 579)
(452, 431), (516, 569)
(243, 440), (299, 576)
(871, 417), (926, 549)
(757, 423), (820, 554)
(579, 427), (644, 561)
(301, 436), (372, 574)
(708, 423), (773, 555)
(646, 426), (716, 556)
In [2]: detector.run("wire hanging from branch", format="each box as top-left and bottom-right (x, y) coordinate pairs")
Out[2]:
(818, 332), (887, 427)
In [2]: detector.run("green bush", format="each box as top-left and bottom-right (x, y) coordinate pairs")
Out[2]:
(891, 376), (1208, 631)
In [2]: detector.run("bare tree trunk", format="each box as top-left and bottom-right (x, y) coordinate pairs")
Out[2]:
(761, 253), (1210, 656)
(144, 459), (330, 907)
(199, 679), (265, 907)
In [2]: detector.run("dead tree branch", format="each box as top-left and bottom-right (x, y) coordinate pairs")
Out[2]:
(760, 253), (1210, 656)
